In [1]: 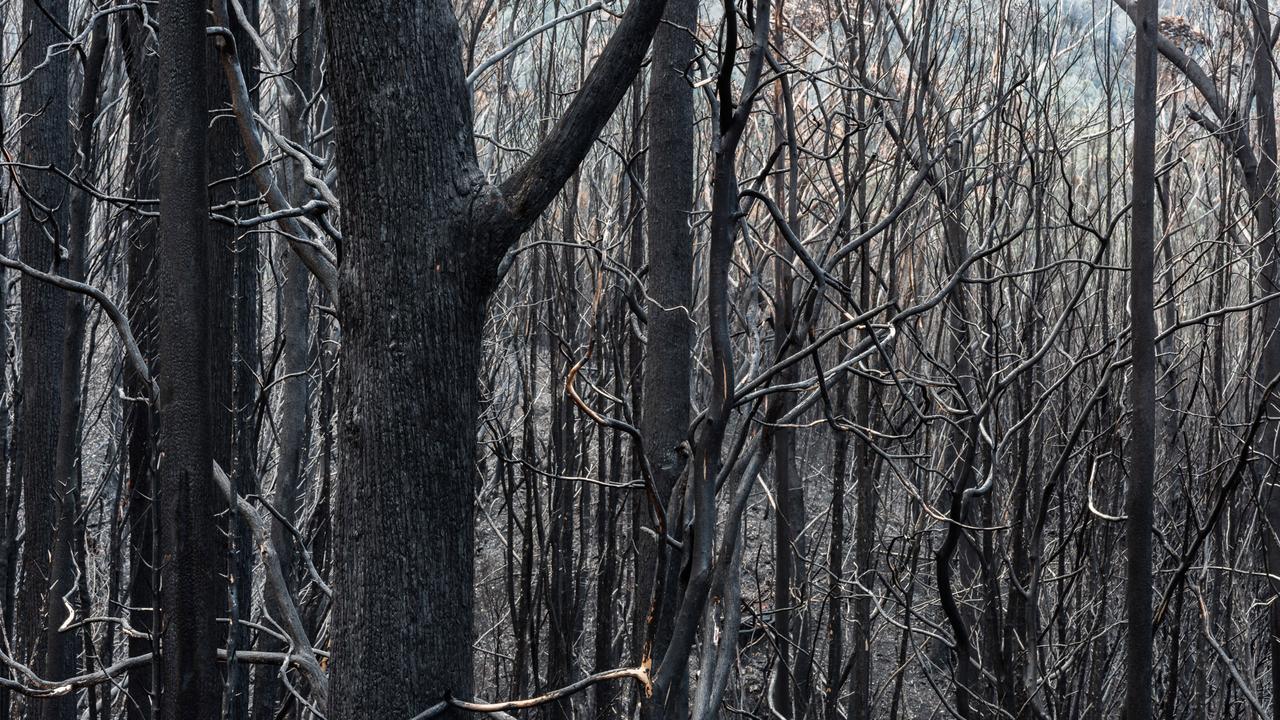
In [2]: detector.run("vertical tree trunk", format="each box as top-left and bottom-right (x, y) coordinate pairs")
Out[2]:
(0, 28), (13, 720)
(602, 85), (641, 720)
(13, 0), (70, 675)
(251, 3), (318, 715)
(768, 65), (806, 718)
(207, 5), (261, 714)
(849, 228), (876, 720)
(40, 16), (109, 720)
(1247, 0), (1280, 717)
(324, 7), (488, 711)
(0, 203), (13, 720)
(637, 0), (695, 711)
(825, 378), (849, 720)
(547, 177), (582, 720)
(119, 10), (160, 718)
(0, 24), (11, 720)
(157, 2), (220, 717)
(322, 0), (665, 712)
(1126, 0), (1158, 714)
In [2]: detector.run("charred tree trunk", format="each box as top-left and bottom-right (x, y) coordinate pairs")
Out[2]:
(321, 0), (665, 714)
(1247, 0), (1280, 717)
(13, 0), (70, 677)
(1126, 0), (1158, 715)
(636, 0), (695, 711)
(157, 2), (221, 717)
(207, 5), (261, 714)
(40, 16), (109, 720)
(120, 10), (160, 718)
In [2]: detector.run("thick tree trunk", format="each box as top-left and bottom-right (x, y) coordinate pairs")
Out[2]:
(324, 2), (488, 714)
(331, 273), (487, 716)
(14, 0), (70, 678)
(322, 0), (665, 712)
(157, 2), (221, 718)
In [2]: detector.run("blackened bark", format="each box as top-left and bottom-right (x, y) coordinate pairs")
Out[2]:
(321, 0), (665, 713)
(768, 69), (805, 720)
(647, 2), (768, 712)
(547, 178), (583, 720)
(14, 0), (70, 672)
(935, 421), (981, 720)
(825, 379), (849, 720)
(1248, 0), (1280, 716)
(252, 5), (318, 717)
(323, 3), (487, 713)
(1126, 0), (1158, 715)
(119, 10), (159, 719)
(0, 219), (13, 720)
(593, 379), (623, 717)
(0, 30), (12, 720)
(207, 6), (261, 715)
(849, 220), (876, 720)
(157, 2), (221, 718)
(40, 17), (109, 720)
(637, 0), (696, 710)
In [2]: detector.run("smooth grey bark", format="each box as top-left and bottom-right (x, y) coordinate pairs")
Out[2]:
(320, 0), (666, 714)
(156, 1), (221, 718)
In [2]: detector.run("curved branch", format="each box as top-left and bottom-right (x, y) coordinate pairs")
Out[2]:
(209, 2), (339, 298)
(0, 251), (155, 401)
(467, 1), (605, 86)
(493, 0), (667, 241)
(410, 666), (651, 720)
